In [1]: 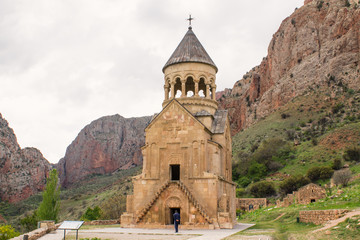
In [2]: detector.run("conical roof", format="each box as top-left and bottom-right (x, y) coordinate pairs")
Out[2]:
(163, 27), (217, 72)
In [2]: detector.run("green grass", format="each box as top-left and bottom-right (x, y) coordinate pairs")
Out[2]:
(235, 180), (360, 239)
(0, 166), (140, 232)
(79, 225), (120, 230)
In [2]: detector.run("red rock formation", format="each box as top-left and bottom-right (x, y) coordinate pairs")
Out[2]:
(0, 113), (51, 203)
(57, 114), (152, 187)
(218, 0), (360, 135)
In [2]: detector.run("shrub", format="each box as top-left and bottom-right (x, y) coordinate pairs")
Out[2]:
(306, 166), (334, 182)
(237, 176), (251, 188)
(100, 194), (126, 220)
(20, 211), (38, 232)
(332, 169), (352, 186)
(0, 224), (20, 240)
(332, 158), (343, 170)
(236, 188), (246, 198)
(317, 1), (324, 10)
(281, 113), (290, 119)
(279, 175), (310, 195)
(251, 138), (292, 171)
(311, 138), (318, 146)
(249, 181), (276, 198)
(81, 206), (101, 221)
(343, 146), (360, 162)
(248, 162), (267, 180)
(332, 103), (344, 114)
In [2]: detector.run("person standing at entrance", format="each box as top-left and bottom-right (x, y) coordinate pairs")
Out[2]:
(173, 210), (180, 233)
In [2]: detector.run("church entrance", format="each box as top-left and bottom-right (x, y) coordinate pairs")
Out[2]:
(170, 164), (180, 181)
(170, 208), (180, 225)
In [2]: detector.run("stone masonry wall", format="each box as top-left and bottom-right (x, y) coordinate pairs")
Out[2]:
(236, 198), (267, 211)
(299, 209), (348, 225)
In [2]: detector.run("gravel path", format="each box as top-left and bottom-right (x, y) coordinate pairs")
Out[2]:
(37, 223), (254, 240)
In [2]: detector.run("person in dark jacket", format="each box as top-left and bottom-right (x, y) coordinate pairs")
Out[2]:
(173, 210), (180, 233)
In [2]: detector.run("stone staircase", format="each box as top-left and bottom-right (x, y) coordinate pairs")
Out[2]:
(177, 181), (212, 223)
(135, 180), (212, 224)
(135, 180), (171, 223)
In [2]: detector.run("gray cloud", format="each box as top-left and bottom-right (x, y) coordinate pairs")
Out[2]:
(0, 0), (303, 163)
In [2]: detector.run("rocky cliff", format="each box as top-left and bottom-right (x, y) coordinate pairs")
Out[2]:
(57, 114), (152, 187)
(0, 113), (51, 203)
(218, 0), (360, 135)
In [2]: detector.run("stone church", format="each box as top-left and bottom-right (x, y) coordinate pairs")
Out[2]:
(120, 25), (236, 229)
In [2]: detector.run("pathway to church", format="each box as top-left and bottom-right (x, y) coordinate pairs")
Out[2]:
(38, 223), (255, 240)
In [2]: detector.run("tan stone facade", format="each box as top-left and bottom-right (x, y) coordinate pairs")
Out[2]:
(120, 27), (236, 229)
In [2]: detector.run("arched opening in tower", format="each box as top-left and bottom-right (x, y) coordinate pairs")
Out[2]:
(174, 77), (182, 98)
(185, 76), (195, 97)
(199, 77), (206, 97)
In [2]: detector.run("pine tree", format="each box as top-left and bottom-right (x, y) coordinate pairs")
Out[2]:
(37, 169), (60, 222)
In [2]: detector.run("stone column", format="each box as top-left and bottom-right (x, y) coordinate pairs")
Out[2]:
(194, 79), (199, 97)
(164, 85), (169, 100)
(181, 79), (186, 97)
(206, 85), (210, 99)
(212, 85), (216, 100)
(171, 82), (175, 99)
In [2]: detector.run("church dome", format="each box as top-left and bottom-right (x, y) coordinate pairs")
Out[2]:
(162, 27), (218, 73)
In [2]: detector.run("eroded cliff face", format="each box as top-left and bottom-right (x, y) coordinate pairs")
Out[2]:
(0, 114), (51, 203)
(218, 0), (360, 135)
(57, 114), (152, 187)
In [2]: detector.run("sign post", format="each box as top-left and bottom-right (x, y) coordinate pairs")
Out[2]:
(58, 221), (84, 240)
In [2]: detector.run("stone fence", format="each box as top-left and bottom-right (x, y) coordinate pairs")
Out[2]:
(236, 198), (267, 211)
(299, 209), (348, 225)
(12, 223), (60, 240)
(83, 219), (120, 225)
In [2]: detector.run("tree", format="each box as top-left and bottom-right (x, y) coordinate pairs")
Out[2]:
(37, 169), (60, 222)
(332, 169), (352, 187)
(100, 194), (126, 219)
(249, 181), (276, 198)
(306, 166), (334, 182)
(279, 175), (310, 196)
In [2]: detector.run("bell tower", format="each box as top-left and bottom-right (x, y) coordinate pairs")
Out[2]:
(162, 26), (218, 117)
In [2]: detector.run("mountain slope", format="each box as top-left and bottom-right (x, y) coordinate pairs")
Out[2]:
(218, 0), (360, 135)
(57, 114), (152, 187)
(0, 113), (51, 203)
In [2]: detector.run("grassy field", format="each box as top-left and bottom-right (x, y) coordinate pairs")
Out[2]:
(230, 178), (360, 239)
(0, 166), (140, 232)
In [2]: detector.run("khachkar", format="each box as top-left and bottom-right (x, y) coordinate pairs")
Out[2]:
(120, 25), (236, 229)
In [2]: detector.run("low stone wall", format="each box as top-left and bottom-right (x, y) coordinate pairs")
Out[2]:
(12, 224), (60, 240)
(236, 198), (267, 211)
(83, 219), (120, 225)
(299, 209), (349, 225)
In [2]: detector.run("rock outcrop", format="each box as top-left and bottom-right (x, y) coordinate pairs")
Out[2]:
(0, 113), (51, 203)
(57, 114), (152, 187)
(218, 0), (360, 135)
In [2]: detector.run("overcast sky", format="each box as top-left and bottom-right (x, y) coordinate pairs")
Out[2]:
(0, 0), (304, 163)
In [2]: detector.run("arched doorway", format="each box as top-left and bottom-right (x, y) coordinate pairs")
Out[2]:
(165, 196), (181, 225)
